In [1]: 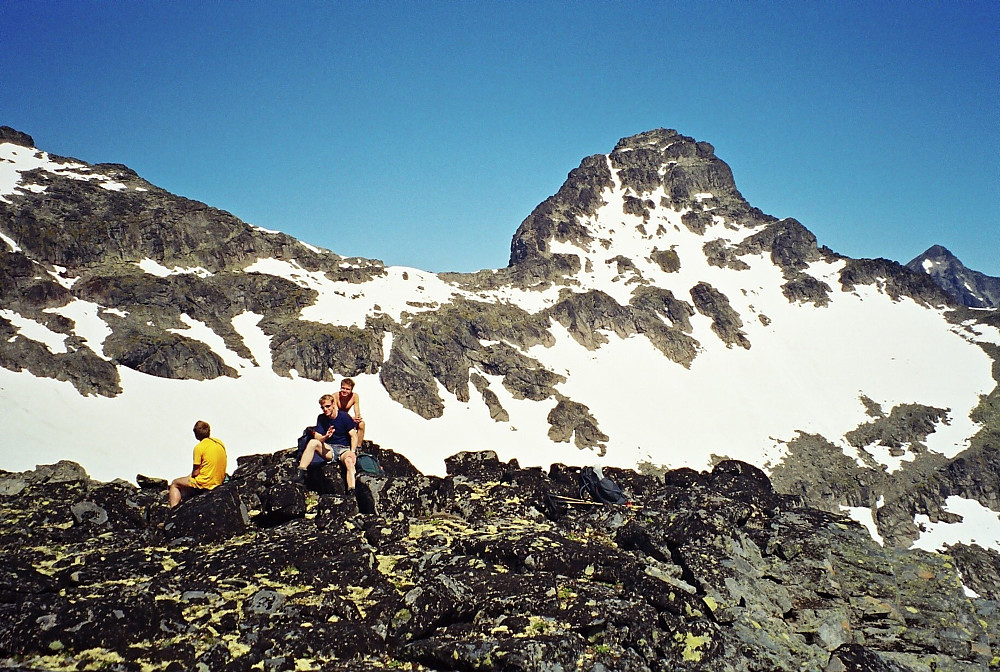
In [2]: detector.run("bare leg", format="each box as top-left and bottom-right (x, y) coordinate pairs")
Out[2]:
(355, 420), (366, 446)
(299, 439), (331, 470)
(340, 451), (357, 490)
(169, 476), (194, 508)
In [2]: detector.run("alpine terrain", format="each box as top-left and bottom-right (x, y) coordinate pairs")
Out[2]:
(2, 124), (1000, 669)
(906, 244), (1000, 309)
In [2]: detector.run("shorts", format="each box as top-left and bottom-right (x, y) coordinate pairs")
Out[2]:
(332, 444), (354, 460)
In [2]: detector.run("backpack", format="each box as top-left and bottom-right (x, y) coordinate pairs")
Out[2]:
(578, 466), (627, 505)
(356, 453), (385, 477)
(295, 427), (313, 460)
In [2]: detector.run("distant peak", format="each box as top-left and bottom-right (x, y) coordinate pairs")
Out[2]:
(920, 244), (956, 260)
(0, 126), (35, 148)
(612, 128), (715, 157)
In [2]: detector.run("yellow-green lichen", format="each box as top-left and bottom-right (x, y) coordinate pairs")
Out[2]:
(676, 631), (710, 662)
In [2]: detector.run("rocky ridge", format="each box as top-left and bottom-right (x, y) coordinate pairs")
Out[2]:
(906, 245), (1000, 309)
(1, 447), (997, 672)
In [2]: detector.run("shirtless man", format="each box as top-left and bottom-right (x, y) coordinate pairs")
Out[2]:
(336, 378), (366, 446)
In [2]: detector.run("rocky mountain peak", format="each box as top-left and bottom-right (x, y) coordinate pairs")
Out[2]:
(0, 125), (34, 148)
(906, 245), (1000, 308)
(507, 129), (773, 284)
(920, 244), (955, 260)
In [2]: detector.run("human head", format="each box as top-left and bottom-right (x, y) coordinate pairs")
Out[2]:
(319, 394), (336, 413)
(340, 378), (355, 393)
(193, 420), (211, 440)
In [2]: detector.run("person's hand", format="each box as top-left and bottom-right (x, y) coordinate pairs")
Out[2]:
(324, 426), (335, 438)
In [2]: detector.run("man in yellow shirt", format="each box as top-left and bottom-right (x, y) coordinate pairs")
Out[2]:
(168, 420), (227, 507)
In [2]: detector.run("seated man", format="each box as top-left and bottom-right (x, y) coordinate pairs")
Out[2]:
(336, 377), (366, 446)
(294, 393), (359, 491)
(169, 420), (227, 507)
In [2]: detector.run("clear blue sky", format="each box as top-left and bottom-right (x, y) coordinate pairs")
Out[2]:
(2, 1), (997, 275)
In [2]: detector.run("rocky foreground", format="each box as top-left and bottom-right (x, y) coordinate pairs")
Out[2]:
(0, 445), (996, 672)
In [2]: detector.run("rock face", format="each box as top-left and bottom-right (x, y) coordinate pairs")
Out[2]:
(906, 245), (1000, 309)
(1, 449), (996, 671)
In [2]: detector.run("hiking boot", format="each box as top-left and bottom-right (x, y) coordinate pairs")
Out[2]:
(291, 469), (305, 485)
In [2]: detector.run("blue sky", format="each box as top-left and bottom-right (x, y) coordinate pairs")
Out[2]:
(2, 1), (997, 275)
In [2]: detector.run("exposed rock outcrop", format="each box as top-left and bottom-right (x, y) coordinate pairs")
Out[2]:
(1, 449), (996, 671)
(907, 245), (1000, 309)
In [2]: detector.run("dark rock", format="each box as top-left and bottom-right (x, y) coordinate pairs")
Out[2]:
(445, 450), (519, 481)
(508, 154), (612, 270)
(650, 247), (681, 273)
(0, 126), (34, 147)
(840, 258), (954, 307)
(690, 281), (750, 349)
(906, 244), (1000, 309)
(546, 397), (609, 451)
(163, 482), (249, 542)
(1, 451), (997, 671)
(825, 643), (916, 671)
(136, 474), (167, 489)
(704, 238), (751, 270)
(268, 321), (382, 381)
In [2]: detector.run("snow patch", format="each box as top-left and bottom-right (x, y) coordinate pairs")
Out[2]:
(0, 230), (21, 252)
(911, 496), (1000, 554)
(136, 259), (211, 278)
(168, 314), (255, 371)
(43, 300), (113, 358)
(0, 309), (68, 354)
(232, 312), (273, 370)
(840, 505), (885, 546)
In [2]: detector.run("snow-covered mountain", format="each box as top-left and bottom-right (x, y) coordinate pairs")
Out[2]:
(2, 125), (999, 557)
(907, 244), (1000, 309)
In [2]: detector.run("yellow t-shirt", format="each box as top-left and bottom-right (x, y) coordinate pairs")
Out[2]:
(191, 437), (227, 489)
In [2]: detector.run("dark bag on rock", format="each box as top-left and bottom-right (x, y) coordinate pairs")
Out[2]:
(356, 453), (385, 477)
(579, 466), (627, 505)
(295, 427), (313, 460)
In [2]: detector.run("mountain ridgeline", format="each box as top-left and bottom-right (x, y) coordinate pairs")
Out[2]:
(906, 244), (1000, 309)
(2, 129), (1000, 526)
(0, 126), (952, 404)
(3, 124), (1000, 669)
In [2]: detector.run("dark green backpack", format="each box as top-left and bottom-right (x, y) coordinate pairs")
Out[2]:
(356, 453), (384, 477)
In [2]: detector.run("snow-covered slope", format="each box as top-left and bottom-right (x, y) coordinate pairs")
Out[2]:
(2, 126), (999, 554)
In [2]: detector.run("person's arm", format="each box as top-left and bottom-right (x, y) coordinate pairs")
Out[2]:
(313, 415), (334, 441)
(352, 394), (362, 421)
(190, 444), (204, 478)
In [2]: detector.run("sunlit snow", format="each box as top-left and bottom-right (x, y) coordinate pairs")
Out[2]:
(912, 496), (1000, 554)
(840, 505), (885, 546)
(136, 258), (211, 278)
(0, 309), (68, 354)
